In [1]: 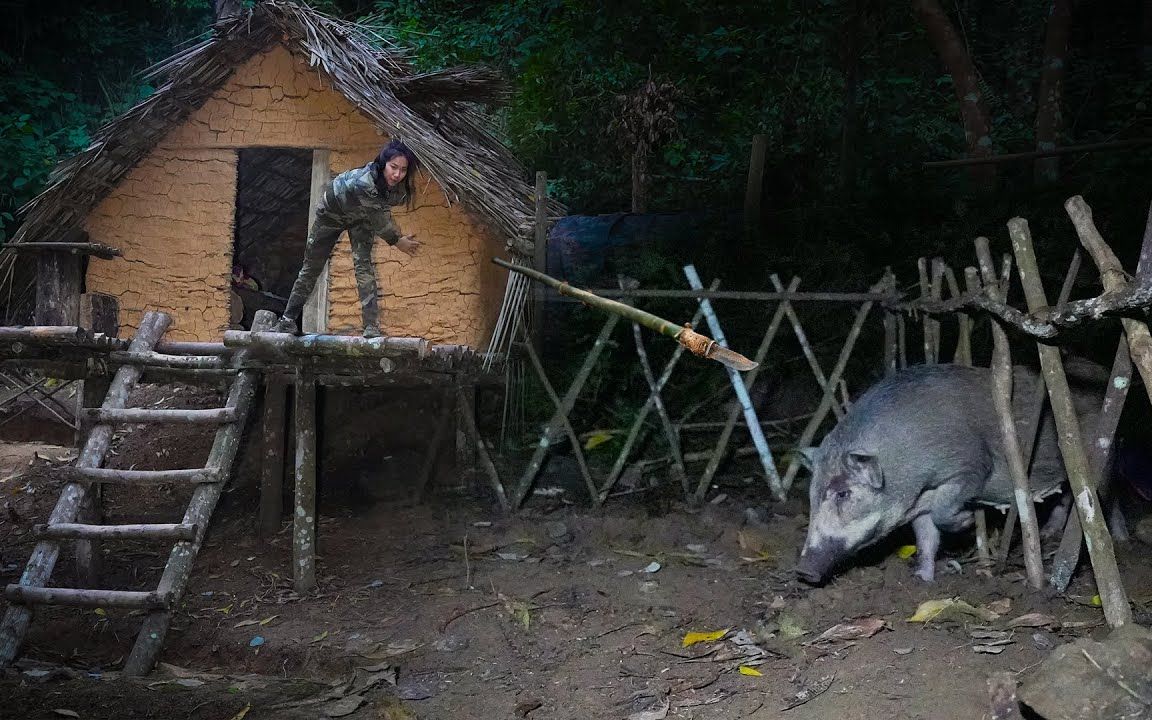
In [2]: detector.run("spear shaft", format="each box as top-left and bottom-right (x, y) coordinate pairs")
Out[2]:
(492, 258), (757, 371)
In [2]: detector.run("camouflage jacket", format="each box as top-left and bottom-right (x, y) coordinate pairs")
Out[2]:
(316, 162), (408, 245)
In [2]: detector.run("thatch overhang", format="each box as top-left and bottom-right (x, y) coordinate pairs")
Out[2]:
(10, 0), (564, 260)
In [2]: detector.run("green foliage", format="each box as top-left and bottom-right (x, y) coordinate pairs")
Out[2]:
(0, 0), (212, 242)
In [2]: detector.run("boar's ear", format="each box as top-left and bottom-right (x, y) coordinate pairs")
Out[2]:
(846, 451), (884, 490)
(796, 447), (819, 472)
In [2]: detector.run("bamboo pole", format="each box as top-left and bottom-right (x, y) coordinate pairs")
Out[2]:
(598, 281), (719, 502)
(690, 276), (795, 504)
(770, 274), (844, 420)
(685, 264), (783, 500)
(518, 330), (599, 506)
(781, 276), (884, 493)
(493, 258), (758, 371)
(510, 313), (621, 509)
(975, 238), (1045, 590)
(621, 278), (689, 497)
(1006, 217), (1131, 628)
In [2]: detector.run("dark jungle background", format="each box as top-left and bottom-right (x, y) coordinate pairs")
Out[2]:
(4, 0), (1152, 463)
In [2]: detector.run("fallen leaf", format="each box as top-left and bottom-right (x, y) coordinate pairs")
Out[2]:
(642, 561), (661, 574)
(52, 711), (79, 718)
(907, 597), (999, 623)
(806, 617), (887, 645)
(258, 615), (279, 626)
(234, 619), (260, 628)
(228, 705), (251, 720)
(896, 545), (917, 559)
(973, 644), (1008, 654)
(738, 666), (763, 676)
(583, 430), (616, 450)
(893, 647), (914, 655)
(1007, 613), (1058, 629)
(311, 630), (329, 644)
(93, 608), (106, 617)
(682, 629), (730, 647)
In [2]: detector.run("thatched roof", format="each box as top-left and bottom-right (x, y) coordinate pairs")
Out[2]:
(10, 0), (563, 259)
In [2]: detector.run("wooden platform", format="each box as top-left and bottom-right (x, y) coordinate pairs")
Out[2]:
(0, 321), (505, 675)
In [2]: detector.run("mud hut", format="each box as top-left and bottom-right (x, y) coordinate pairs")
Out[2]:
(6, 1), (563, 346)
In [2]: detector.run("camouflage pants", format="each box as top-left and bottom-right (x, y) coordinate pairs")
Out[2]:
(282, 215), (380, 330)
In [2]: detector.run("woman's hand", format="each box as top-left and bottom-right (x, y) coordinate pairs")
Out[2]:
(395, 234), (421, 257)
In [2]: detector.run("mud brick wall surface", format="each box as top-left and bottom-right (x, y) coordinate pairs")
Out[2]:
(85, 43), (509, 345)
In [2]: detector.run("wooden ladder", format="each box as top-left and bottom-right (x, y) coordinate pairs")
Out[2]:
(0, 309), (274, 674)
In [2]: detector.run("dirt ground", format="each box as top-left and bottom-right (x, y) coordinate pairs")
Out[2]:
(1, 384), (1151, 720)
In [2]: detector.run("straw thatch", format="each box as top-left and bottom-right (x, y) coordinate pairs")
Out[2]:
(9, 0), (563, 263)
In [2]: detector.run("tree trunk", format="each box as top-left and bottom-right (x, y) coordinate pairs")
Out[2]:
(913, 0), (997, 190)
(1034, 0), (1073, 184)
(631, 149), (648, 214)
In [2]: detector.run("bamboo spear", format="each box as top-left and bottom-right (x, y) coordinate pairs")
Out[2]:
(492, 258), (758, 371)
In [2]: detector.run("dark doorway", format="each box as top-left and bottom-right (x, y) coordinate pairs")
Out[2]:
(231, 147), (313, 329)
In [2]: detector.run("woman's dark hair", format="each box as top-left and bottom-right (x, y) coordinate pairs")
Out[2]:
(374, 139), (417, 206)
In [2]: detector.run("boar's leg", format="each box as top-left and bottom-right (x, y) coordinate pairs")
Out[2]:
(911, 514), (941, 582)
(1040, 491), (1072, 539)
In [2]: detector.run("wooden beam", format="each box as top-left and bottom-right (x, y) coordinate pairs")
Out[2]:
(82, 407), (238, 425)
(293, 371), (317, 593)
(4, 586), (168, 609)
(79, 293), (119, 337)
(302, 149), (332, 334)
(0, 311), (171, 667)
(3, 242), (121, 260)
(35, 523), (198, 541)
(923, 137), (1152, 168)
(34, 251), (82, 326)
(259, 380), (288, 537)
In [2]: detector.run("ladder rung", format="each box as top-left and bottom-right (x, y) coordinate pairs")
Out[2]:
(83, 407), (238, 425)
(4, 585), (170, 610)
(34, 522), (198, 541)
(61, 467), (220, 484)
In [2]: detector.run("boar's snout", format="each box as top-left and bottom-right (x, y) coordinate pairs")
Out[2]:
(794, 563), (825, 585)
(794, 537), (846, 586)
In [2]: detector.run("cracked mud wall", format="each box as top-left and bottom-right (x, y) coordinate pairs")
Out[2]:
(84, 43), (508, 344)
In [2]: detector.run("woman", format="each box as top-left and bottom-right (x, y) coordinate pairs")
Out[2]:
(273, 139), (421, 337)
